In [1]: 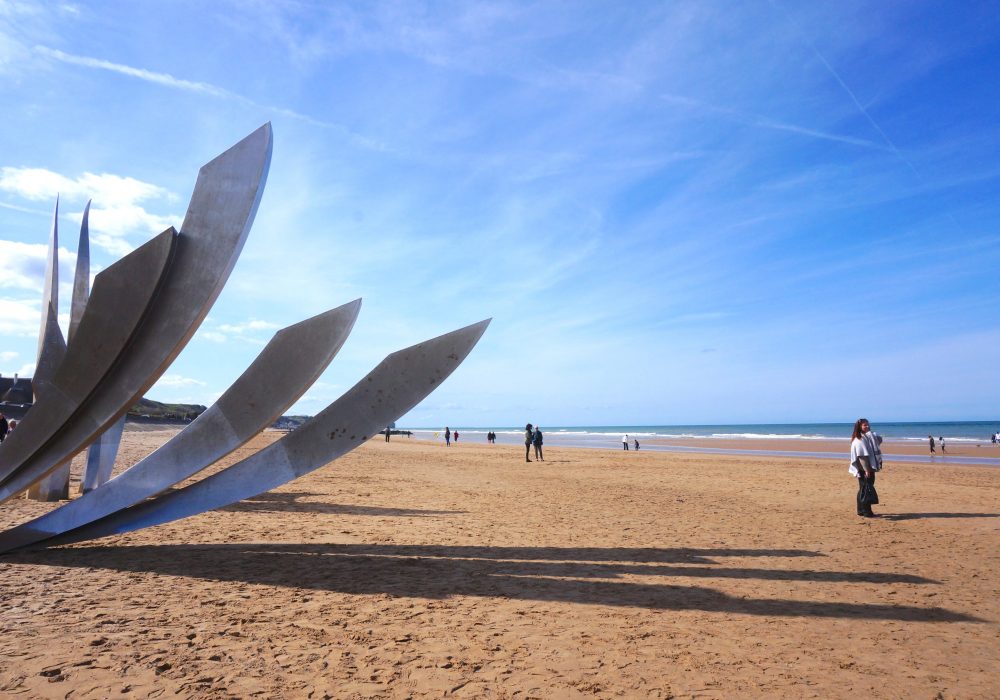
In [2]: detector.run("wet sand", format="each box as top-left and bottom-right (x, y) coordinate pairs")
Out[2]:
(647, 437), (998, 460)
(1, 430), (998, 698)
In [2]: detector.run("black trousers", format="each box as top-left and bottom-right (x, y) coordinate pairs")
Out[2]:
(856, 472), (876, 515)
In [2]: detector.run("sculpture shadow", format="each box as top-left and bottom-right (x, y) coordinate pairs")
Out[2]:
(219, 492), (465, 517)
(6, 543), (978, 622)
(882, 512), (1000, 521)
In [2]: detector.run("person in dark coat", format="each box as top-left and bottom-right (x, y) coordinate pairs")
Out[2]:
(0, 413), (8, 443)
(532, 426), (544, 461)
(524, 423), (534, 462)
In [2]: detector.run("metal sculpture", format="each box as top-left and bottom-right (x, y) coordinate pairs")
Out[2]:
(72, 198), (127, 496)
(0, 301), (361, 552)
(0, 124), (271, 503)
(26, 199), (69, 500)
(79, 416), (124, 494)
(39, 320), (488, 548)
(0, 124), (488, 552)
(0, 230), (177, 499)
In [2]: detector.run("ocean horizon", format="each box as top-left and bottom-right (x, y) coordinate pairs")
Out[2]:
(406, 421), (1000, 443)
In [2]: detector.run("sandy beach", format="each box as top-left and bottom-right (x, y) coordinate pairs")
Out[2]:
(1, 429), (998, 698)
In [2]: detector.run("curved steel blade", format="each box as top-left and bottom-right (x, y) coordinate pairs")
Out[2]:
(69, 199), (91, 344)
(0, 229), (176, 493)
(79, 414), (125, 494)
(37, 319), (489, 548)
(26, 304), (69, 501)
(0, 124), (272, 503)
(36, 196), (59, 362)
(0, 300), (362, 553)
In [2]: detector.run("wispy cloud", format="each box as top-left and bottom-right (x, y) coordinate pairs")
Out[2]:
(196, 318), (281, 345)
(151, 374), (207, 389)
(659, 92), (890, 151)
(33, 45), (384, 148)
(35, 45), (232, 97)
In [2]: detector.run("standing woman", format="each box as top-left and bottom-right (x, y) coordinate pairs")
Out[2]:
(849, 418), (882, 517)
(524, 423), (534, 462)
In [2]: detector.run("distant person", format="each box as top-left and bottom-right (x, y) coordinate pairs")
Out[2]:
(525, 423), (534, 462)
(849, 418), (882, 518)
(634, 438), (640, 451)
(622, 434), (629, 451)
(0, 412), (7, 443)
(385, 426), (391, 443)
(7, 420), (15, 432)
(454, 430), (459, 443)
(939, 436), (946, 453)
(445, 427), (451, 447)
(533, 426), (544, 461)
(928, 435), (935, 454)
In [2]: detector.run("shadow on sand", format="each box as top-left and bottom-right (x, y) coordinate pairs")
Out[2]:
(881, 512), (1000, 521)
(219, 491), (465, 517)
(4, 543), (980, 623)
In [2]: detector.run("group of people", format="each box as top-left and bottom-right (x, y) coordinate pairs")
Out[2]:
(524, 424), (543, 461)
(992, 432), (1000, 445)
(486, 431), (497, 443)
(0, 413), (15, 443)
(443, 427), (459, 446)
(928, 435), (947, 454)
(621, 434), (639, 451)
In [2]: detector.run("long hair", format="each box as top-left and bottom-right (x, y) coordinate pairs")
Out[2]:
(851, 418), (869, 441)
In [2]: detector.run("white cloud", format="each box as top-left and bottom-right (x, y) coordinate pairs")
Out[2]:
(1, 167), (175, 206)
(0, 297), (39, 336)
(0, 240), (83, 306)
(0, 168), (179, 254)
(216, 319), (281, 334)
(150, 374), (207, 389)
(0, 350), (17, 362)
(201, 318), (282, 345)
(198, 330), (227, 344)
(0, 240), (46, 291)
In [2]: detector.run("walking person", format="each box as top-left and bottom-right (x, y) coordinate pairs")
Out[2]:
(928, 435), (935, 454)
(533, 425), (544, 461)
(622, 434), (629, 451)
(939, 436), (946, 453)
(385, 426), (391, 442)
(524, 423), (534, 462)
(445, 426), (451, 447)
(849, 418), (883, 518)
(454, 430), (459, 443)
(634, 438), (640, 451)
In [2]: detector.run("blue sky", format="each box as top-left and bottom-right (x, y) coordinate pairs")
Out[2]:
(1, 1), (998, 427)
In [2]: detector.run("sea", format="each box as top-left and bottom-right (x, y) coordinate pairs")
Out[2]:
(404, 421), (1000, 466)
